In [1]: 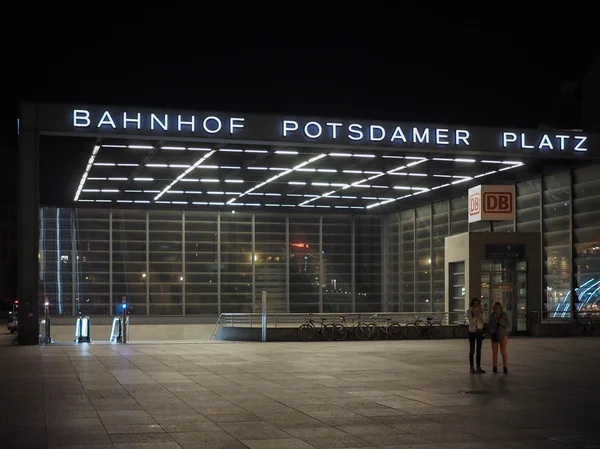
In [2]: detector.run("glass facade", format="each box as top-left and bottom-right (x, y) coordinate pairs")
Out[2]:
(38, 164), (600, 319)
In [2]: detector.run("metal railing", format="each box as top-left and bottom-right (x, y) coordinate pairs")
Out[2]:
(209, 311), (468, 340)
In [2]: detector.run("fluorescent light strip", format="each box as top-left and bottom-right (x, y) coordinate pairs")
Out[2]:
(88, 177), (106, 181)
(270, 167), (289, 171)
(248, 167), (268, 170)
(134, 178), (153, 181)
(296, 168), (316, 172)
(162, 146), (186, 150)
(77, 199), (94, 202)
(225, 191), (242, 195)
(108, 177), (127, 181)
(185, 191), (203, 194)
(96, 199), (111, 203)
(156, 201), (171, 204)
(220, 148), (243, 152)
(172, 201), (188, 204)
(74, 145), (101, 201)
(221, 166), (241, 169)
(343, 170), (362, 174)
(455, 158), (476, 163)
(128, 145), (153, 149)
(166, 190), (184, 194)
(287, 194), (302, 197)
(147, 163), (168, 167)
(154, 150), (216, 201)
(225, 180), (244, 183)
(207, 191), (224, 195)
(288, 182), (306, 185)
(405, 156), (427, 160)
(229, 154), (327, 205)
(200, 179), (219, 182)
(117, 163), (139, 167)
(275, 150), (298, 155)
(482, 160), (502, 164)
(102, 144), (126, 148)
(317, 169), (337, 173)
(117, 200), (133, 203)
(432, 157), (453, 161)
(82, 189), (99, 192)
(188, 147), (211, 151)
(312, 182), (329, 186)
(170, 164), (191, 168)
(329, 152), (352, 157)
(382, 155), (404, 159)
(408, 173), (427, 176)
(181, 178), (199, 182)
(245, 149), (268, 153)
(502, 161), (522, 165)
(143, 190), (160, 193)
(265, 193), (281, 196)
(94, 162), (115, 166)
(434, 174), (452, 178)
(125, 190), (143, 193)
(134, 200), (150, 203)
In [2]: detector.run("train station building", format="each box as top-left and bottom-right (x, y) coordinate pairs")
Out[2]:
(16, 102), (600, 344)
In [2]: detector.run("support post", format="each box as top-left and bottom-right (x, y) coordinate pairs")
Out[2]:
(261, 290), (267, 342)
(17, 103), (40, 345)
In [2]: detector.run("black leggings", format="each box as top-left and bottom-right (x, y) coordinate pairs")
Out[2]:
(469, 332), (483, 367)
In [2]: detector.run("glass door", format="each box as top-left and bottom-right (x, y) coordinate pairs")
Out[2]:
(480, 260), (527, 334)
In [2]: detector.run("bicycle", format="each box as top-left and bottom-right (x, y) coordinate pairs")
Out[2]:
(403, 316), (423, 339)
(566, 313), (600, 337)
(366, 314), (402, 340)
(424, 316), (445, 338)
(453, 313), (469, 339)
(297, 314), (336, 342)
(331, 314), (371, 341)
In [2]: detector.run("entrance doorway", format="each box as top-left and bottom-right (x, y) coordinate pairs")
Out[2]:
(480, 260), (528, 334)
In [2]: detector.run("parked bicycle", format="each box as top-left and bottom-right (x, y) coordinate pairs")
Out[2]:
(297, 314), (337, 341)
(366, 314), (402, 340)
(331, 314), (370, 341)
(453, 313), (470, 339)
(566, 313), (600, 337)
(403, 315), (445, 339)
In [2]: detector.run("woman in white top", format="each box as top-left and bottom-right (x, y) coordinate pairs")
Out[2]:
(467, 297), (486, 374)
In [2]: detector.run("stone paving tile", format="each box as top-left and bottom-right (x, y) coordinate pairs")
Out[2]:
(3, 337), (600, 448)
(242, 438), (317, 448)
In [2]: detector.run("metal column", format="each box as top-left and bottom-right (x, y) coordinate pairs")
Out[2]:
(382, 216), (387, 312)
(397, 212), (401, 312)
(413, 208), (417, 311)
(17, 104), (40, 344)
(146, 210), (150, 316)
(429, 203), (433, 313)
(319, 215), (323, 313)
(217, 211), (221, 314)
(351, 217), (356, 313)
(71, 211), (76, 316)
(539, 176), (545, 317)
(182, 210), (186, 316)
(109, 209), (113, 315)
(568, 169), (576, 319)
(252, 213), (256, 312)
(285, 216), (290, 313)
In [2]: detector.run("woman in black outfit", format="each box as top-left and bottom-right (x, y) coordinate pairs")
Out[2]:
(467, 297), (486, 374)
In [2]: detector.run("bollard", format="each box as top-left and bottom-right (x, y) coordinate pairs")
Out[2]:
(261, 290), (267, 342)
(75, 316), (91, 343)
(121, 302), (128, 344)
(44, 301), (52, 344)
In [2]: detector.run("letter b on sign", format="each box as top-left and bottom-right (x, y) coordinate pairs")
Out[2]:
(470, 194), (480, 215)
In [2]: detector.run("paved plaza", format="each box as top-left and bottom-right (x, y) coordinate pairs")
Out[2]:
(1, 334), (600, 449)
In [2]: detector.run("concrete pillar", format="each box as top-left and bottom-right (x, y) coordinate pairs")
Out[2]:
(17, 103), (40, 345)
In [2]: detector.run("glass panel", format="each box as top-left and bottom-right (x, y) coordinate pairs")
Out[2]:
(543, 172), (571, 318)
(573, 164), (600, 317)
(385, 213), (400, 312)
(400, 209), (415, 312)
(289, 215), (320, 310)
(432, 201), (449, 312)
(450, 196), (468, 235)
(449, 261), (465, 321)
(323, 216), (352, 313)
(255, 216), (287, 313)
(355, 216), (382, 313)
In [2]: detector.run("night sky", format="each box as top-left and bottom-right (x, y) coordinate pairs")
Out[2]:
(9, 5), (600, 145)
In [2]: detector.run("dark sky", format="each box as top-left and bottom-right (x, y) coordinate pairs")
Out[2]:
(9, 5), (599, 145)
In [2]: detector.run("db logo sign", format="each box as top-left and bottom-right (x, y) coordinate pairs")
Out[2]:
(482, 192), (513, 213)
(470, 193), (480, 215)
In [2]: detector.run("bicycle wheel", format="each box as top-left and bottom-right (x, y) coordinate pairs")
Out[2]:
(388, 323), (403, 340)
(322, 323), (335, 341)
(403, 324), (420, 339)
(453, 325), (469, 339)
(332, 323), (348, 341)
(367, 324), (379, 340)
(297, 324), (315, 342)
(427, 324), (443, 339)
(355, 324), (370, 341)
